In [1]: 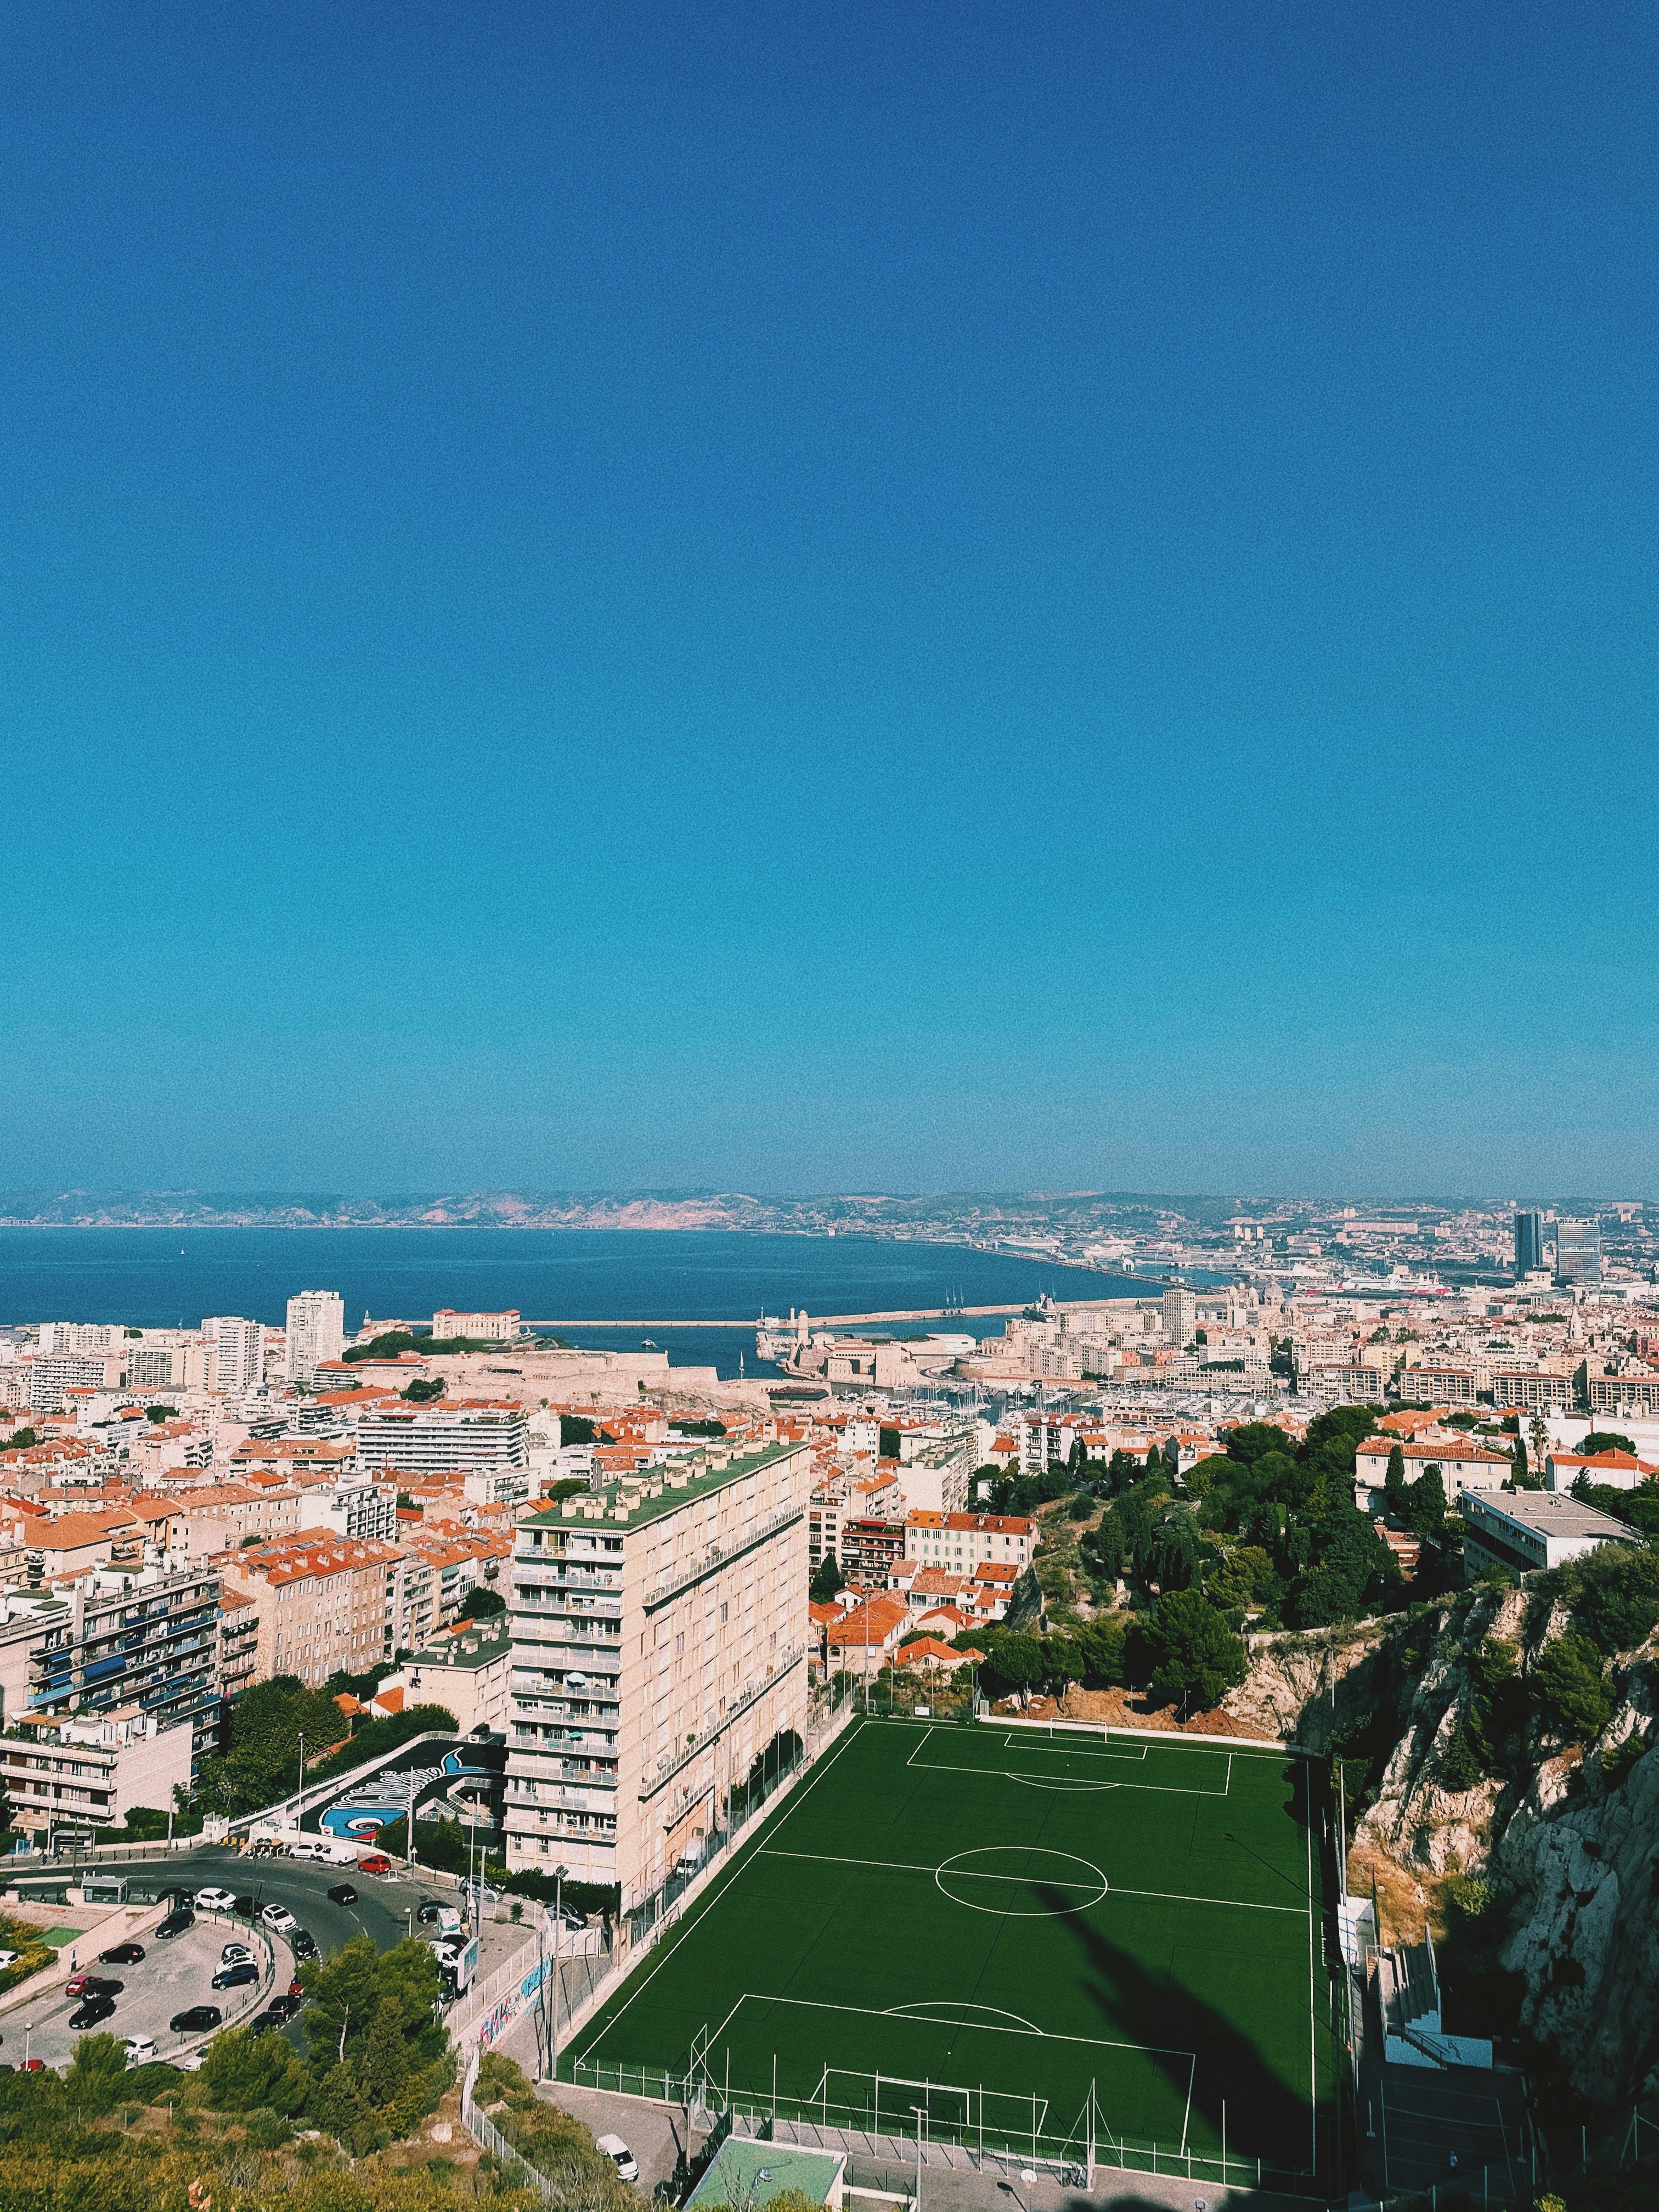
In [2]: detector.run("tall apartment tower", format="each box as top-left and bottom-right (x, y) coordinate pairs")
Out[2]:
(505, 1440), (809, 1906)
(1161, 1284), (1198, 1347)
(202, 1316), (264, 1395)
(1514, 1211), (1545, 1279)
(286, 1289), (345, 1387)
(1555, 1219), (1602, 1288)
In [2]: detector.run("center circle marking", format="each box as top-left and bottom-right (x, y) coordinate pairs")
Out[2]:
(934, 1846), (1108, 1916)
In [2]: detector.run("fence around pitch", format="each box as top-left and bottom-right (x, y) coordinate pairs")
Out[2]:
(565, 2056), (1331, 2198)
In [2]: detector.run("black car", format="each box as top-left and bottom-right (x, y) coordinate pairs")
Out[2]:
(70, 1998), (116, 2030)
(232, 1895), (258, 1918)
(212, 1961), (260, 1991)
(245, 2011), (283, 2037)
(325, 1882), (357, 1906)
(170, 2005), (222, 2034)
(99, 1942), (145, 1965)
(416, 1900), (445, 1925)
(265, 1993), (301, 2021)
(291, 1930), (318, 1960)
(156, 1909), (195, 1939)
(159, 1886), (195, 1909)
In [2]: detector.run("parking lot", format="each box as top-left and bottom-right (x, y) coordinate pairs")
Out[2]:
(9, 1909), (283, 2072)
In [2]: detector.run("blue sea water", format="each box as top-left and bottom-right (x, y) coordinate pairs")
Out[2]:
(0, 1228), (1148, 1379)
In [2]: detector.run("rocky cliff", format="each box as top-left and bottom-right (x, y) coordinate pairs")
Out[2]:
(1224, 1583), (1659, 2108)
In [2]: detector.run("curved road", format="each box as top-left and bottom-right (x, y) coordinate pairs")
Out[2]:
(10, 1850), (449, 2068)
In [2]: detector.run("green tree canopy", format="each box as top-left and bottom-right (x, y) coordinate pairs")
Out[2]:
(201, 2024), (312, 2115)
(809, 1554), (846, 1604)
(1532, 1630), (1614, 1742)
(64, 2032), (128, 2113)
(1145, 1588), (1249, 1710)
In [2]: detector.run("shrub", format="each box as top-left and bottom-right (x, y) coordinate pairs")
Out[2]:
(1532, 1632), (1615, 1742)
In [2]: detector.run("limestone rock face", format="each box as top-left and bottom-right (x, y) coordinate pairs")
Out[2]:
(1223, 1623), (1388, 1745)
(1226, 1593), (1659, 2104)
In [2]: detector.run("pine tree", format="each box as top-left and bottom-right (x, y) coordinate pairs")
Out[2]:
(360, 1994), (410, 2112)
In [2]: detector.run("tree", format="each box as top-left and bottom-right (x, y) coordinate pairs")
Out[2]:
(65, 2033), (128, 2113)
(809, 1554), (846, 1604)
(1403, 1465), (1448, 1539)
(879, 1425), (901, 1460)
(201, 2024), (311, 2115)
(360, 1994), (412, 2112)
(1146, 1589), (1248, 1711)
(1384, 1444), (1407, 1516)
(1532, 1631), (1614, 1742)
(1561, 1543), (1659, 1657)
(400, 1376), (445, 1402)
(560, 1414), (597, 1446)
(1578, 1432), (1638, 1458)
(461, 1587), (506, 1618)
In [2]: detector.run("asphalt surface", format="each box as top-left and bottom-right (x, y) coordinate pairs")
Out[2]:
(9, 1849), (466, 2071)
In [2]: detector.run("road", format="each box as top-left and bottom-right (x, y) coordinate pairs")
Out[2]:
(7, 1848), (479, 2070)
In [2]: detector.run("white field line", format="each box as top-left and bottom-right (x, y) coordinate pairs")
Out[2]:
(721, 1987), (1197, 2062)
(568, 1709), (868, 2065)
(760, 1844), (1306, 1914)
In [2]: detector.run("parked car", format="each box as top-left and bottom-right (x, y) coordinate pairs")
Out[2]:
(21, 2058), (44, 2073)
(596, 2136), (638, 2183)
(65, 1975), (122, 1998)
(156, 1909), (195, 1939)
(287, 1976), (304, 1999)
(221, 1942), (256, 1966)
(550, 1904), (588, 1931)
(70, 1998), (116, 2030)
(244, 2011), (283, 2038)
(195, 1887), (236, 1912)
(0, 1950), (18, 1970)
(159, 1887), (195, 1910)
(356, 1854), (392, 1876)
(99, 1943), (145, 1965)
(123, 2036), (157, 2066)
(170, 2005), (222, 2034)
(325, 1882), (358, 1906)
(212, 1961), (261, 1991)
(232, 1895), (258, 1917)
(291, 1930), (318, 1961)
(261, 1903), (296, 1933)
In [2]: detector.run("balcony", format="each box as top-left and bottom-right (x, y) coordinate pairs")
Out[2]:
(637, 1643), (804, 1802)
(643, 1505), (803, 1613)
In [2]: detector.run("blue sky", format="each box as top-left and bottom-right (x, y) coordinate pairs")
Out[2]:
(4, 2), (1657, 1197)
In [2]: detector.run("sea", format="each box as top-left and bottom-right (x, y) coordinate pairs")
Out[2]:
(0, 1228), (1153, 1380)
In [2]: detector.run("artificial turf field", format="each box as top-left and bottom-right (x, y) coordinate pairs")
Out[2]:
(565, 1716), (1338, 2179)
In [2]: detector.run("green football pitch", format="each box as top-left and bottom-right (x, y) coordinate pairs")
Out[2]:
(564, 1716), (1339, 2181)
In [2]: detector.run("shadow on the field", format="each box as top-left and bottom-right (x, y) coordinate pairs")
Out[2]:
(1037, 1884), (1319, 2172)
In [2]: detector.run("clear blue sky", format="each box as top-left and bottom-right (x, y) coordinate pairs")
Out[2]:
(5, 3), (1656, 1198)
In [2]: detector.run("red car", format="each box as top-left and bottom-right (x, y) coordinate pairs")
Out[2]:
(356, 1853), (392, 1876)
(64, 1974), (123, 1998)
(289, 1976), (304, 1999)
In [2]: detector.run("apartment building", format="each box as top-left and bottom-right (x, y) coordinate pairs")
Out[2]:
(1460, 1491), (1637, 1577)
(12, 1565), (222, 1776)
(218, 1587), (261, 1699)
(224, 1534), (404, 1687)
(379, 1615), (511, 1734)
(356, 1400), (529, 1477)
(286, 1290), (346, 1387)
(0, 1705), (194, 1843)
(1351, 1437), (1513, 1514)
(904, 1511), (1037, 1573)
(203, 1317), (264, 1396)
(403, 1529), (508, 1627)
(506, 1439), (809, 1905)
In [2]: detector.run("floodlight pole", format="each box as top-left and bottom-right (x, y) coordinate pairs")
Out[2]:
(910, 2107), (924, 2212)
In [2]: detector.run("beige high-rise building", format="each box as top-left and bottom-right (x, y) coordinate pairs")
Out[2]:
(286, 1290), (345, 1388)
(505, 1440), (808, 1905)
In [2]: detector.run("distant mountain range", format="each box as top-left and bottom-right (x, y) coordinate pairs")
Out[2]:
(0, 1188), (1244, 1235)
